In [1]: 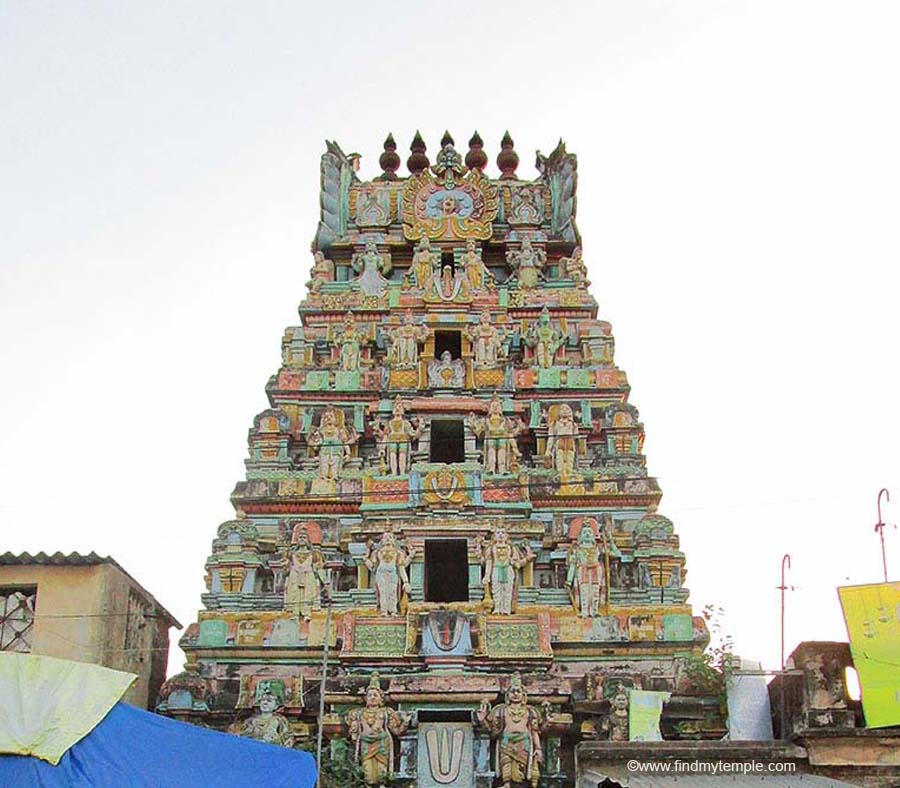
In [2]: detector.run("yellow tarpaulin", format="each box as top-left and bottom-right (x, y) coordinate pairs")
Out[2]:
(0, 652), (136, 765)
(838, 581), (900, 729)
(628, 689), (671, 741)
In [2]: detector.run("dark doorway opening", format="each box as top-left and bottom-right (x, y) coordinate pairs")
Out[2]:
(441, 251), (455, 274)
(430, 419), (465, 463)
(424, 540), (469, 602)
(434, 329), (462, 359)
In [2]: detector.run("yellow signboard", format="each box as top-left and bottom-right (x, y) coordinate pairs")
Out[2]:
(838, 582), (900, 728)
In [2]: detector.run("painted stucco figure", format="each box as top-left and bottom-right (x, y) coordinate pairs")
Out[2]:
(479, 528), (534, 615)
(466, 310), (507, 368)
(283, 524), (324, 620)
(336, 311), (369, 371)
(527, 306), (563, 369)
(346, 673), (411, 786)
(566, 520), (620, 618)
(544, 403), (580, 476)
(352, 239), (391, 298)
(406, 237), (438, 290)
(365, 532), (415, 617)
(372, 397), (421, 476)
(506, 236), (545, 290)
(228, 682), (294, 748)
(468, 393), (524, 474)
(385, 310), (429, 368)
(461, 237), (494, 290)
(308, 405), (357, 481)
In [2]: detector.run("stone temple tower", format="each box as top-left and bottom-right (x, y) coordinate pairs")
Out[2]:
(160, 132), (717, 787)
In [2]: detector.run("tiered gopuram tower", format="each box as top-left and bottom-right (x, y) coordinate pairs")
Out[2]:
(160, 132), (717, 787)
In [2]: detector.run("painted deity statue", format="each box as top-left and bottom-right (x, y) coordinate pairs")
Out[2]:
(479, 528), (534, 615)
(461, 238), (494, 291)
(384, 310), (429, 368)
(371, 397), (421, 476)
(352, 239), (391, 298)
(406, 237), (439, 290)
(228, 683), (294, 748)
(468, 393), (524, 475)
(364, 532), (415, 617)
(544, 403), (581, 477)
(336, 311), (369, 371)
(283, 524), (325, 620)
(307, 405), (357, 481)
(506, 236), (546, 290)
(559, 246), (589, 286)
(427, 350), (466, 388)
(307, 250), (335, 293)
(600, 687), (630, 742)
(566, 520), (620, 618)
(475, 674), (548, 788)
(346, 674), (411, 787)
(466, 311), (508, 368)
(526, 307), (563, 369)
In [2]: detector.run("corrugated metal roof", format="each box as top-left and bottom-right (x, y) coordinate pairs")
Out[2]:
(0, 551), (181, 628)
(581, 768), (861, 788)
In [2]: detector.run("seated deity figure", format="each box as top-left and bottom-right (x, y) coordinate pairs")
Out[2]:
(506, 236), (546, 290)
(364, 532), (415, 617)
(543, 403), (581, 477)
(468, 393), (525, 474)
(371, 397), (421, 476)
(228, 682), (294, 748)
(336, 311), (370, 371)
(406, 237), (438, 290)
(346, 674), (411, 786)
(307, 250), (335, 293)
(479, 528), (534, 615)
(351, 239), (391, 298)
(283, 524), (325, 620)
(559, 246), (589, 286)
(427, 350), (466, 388)
(474, 673), (548, 788)
(566, 520), (621, 618)
(307, 405), (357, 481)
(466, 311), (508, 368)
(460, 237), (494, 291)
(385, 310), (429, 368)
(526, 307), (563, 369)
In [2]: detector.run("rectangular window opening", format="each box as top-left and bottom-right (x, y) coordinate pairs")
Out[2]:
(434, 330), (461, 360)
(424, 540), (469, 603)
(0, 586), (37, 653)
(430, 419), (465, 464)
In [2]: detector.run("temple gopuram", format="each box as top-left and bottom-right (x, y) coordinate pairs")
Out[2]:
(160, 131), (720, 788)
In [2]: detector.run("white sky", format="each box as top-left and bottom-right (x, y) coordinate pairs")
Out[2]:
(2, 1), (899, 677)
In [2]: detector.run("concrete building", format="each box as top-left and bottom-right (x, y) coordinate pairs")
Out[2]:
(0, 551), (181, 709)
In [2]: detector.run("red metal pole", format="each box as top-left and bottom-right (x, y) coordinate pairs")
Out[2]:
(875, 488), (890, 583)
(778, 554), (792, 671)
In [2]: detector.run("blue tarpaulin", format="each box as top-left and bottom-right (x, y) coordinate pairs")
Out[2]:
(0, 701), (317, 788)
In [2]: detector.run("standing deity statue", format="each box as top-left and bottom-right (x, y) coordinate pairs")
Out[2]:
(307, 250), (335, 293)
(479, 528), (534, 615)
(228, 683), (295, 748)
(600, 687), (630, 741)
(336, 311), (369, 371)
(406, 237), (439, 290)
(371, 397), (421, 476)
(566, 520), (620, 618)
(506, 236), (546, 290)
(461, 238), (494, 291)
(352, 239), (391, 298)
(559, 246), (589, 286)
(474, 674), (548, 788)
(466, 311), (508, 368)
(468, 393), (525, 475)
(364, 532), (415, 617)
(384, 310), (429, 368)
(307, 405), (357, 481)
(543, 403), (582, 477)
(283, 524), (325, 620)
(526, 307), (563, 369)
(346, 673), (412, 787)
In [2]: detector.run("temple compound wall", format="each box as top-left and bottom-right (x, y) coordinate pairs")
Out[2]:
(160, 131), (717, 787)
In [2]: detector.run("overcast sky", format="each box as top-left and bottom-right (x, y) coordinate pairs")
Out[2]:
(2, 1), (899, 677)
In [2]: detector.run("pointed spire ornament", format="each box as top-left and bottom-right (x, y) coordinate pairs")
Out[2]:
(440, 130), (455, 148)
(407, 131), (430, 175)
(497, 130), (519, 179)
(465, 131), (488, 171)
(377, 133), (401, 181)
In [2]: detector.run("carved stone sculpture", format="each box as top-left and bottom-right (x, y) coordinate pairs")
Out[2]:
(566, 520), (620, 618)
(336, 311), (369, 371)
(352, 239), (391, 298)
(228, 683), (294, 748)
(307, 250), (335, 293)
(544, 403), (581, 476)
(474, 674), (547, 788)
(308, 405), (357, 482)
(406, 237), (439, 290)
(468, 393), (524, 474)
(527, 307), (563, 369)
(385, 310), (429, 368)
(601, 687), (630, 741)
(364, 532), (415, 617)
(461, 237), (494, 290)
(466, 311), (507, 368)
(283, 523), (324, 620)
(559, 246), (589, 286)
(346, 673), (411, 786)
(506, 236), (546, 290)
(479, 528), (534, 615)
(372, 397), (421, 476)
(427, 350), (466, 388)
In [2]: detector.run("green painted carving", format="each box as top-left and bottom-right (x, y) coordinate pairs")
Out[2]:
(663, 614), (694, 641)
(567, 369), (592, 388)
(485, 620), (541, 655)
(334, 370), (361, 391)
(352, 622), (407, 655)
(198, 619), (228, 646)
(530, 401), (542, 428)
(303, 370), (330, 391)
(537, 368), (561, 388)
(499, 287), (509, 307)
